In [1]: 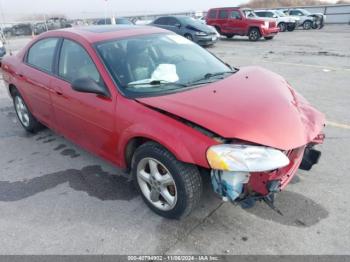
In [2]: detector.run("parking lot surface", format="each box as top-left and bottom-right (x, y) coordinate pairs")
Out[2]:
(0, 25), (349, 255)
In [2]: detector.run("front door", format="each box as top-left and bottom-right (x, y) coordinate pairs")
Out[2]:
(50, 38), (116, 160)
(227, 10), (245, 35)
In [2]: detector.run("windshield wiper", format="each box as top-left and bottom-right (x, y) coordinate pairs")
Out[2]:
(204, 71), (235, 79)
(127, 79), (187, 88)
(187, 71), (235, 86)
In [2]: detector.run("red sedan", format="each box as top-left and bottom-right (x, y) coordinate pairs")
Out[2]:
(1, 25), (325, 219)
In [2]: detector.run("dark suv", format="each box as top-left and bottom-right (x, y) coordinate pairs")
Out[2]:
(206, 7), (279, 41)
(151, 16), (218, 46)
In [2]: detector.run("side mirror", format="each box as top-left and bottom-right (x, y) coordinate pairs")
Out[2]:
(174, 23), (181, 28)
(71, 77), (110, 97)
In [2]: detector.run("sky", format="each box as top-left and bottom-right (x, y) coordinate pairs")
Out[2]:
(0, 0), (248, 21)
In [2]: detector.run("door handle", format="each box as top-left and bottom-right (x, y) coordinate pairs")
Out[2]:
(56, 91), (63, 96)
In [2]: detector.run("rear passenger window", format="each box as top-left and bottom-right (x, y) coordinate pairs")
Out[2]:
(219, 10), (229, 19)
(208, 10), (217, 19)
(58, 39), (100, 83)
(27, 38), (59, 72)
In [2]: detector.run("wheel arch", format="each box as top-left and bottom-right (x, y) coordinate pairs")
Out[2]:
(8, 83), (17, 97)
(120, 132), (197, 171)
(248, 26), (262, 35)
(303, 19), (313, 24)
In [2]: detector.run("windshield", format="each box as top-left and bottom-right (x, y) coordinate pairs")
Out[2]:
(275, 10), (286, 17)
(243, 10), (257, 18)
(301, 9), (311, 15)
(96, 34), (233, 96)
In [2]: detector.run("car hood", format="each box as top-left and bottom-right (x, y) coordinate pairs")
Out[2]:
(186, 22), (216, 34)
(137, 66), (325, 150)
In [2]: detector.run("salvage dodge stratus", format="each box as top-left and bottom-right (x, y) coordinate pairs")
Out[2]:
(1, 25), (325, 219)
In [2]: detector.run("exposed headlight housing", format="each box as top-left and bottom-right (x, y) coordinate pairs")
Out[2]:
(195, 31), (207, 36)
(206, 144), (290, 172)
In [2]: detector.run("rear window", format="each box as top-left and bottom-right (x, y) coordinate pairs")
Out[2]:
(208, 10), (217, 19)
(26, 38), (59, 72)
(218, 10), (229, 19)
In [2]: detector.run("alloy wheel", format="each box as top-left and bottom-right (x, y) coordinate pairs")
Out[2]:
(136, 157), (177, 211)
(14, 96), (30, 127)
(249, 29), (260, 41)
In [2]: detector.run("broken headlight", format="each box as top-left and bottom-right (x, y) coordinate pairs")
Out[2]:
(206, 144), (290, 172)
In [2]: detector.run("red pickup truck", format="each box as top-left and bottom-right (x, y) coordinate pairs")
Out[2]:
(206, 7), (280, 41)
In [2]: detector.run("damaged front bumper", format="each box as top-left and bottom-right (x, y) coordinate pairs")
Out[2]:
(210, 136), (324, 208)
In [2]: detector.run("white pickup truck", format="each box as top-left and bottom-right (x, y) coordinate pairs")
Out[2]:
(254, 9), (299, 32)
(280, 9), (326, 30)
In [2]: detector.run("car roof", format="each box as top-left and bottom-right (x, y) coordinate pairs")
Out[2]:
(36, 25), (169, 44)
(208, 7), (251, 11)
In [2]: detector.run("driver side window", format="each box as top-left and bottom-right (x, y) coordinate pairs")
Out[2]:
(167, 17), (179, 26)
(291, 10), (302, 16)
(58, 39), (101, 83)
(231, 11), (241, 19)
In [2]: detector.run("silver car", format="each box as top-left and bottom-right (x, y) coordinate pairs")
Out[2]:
(151, 16), (218, 46)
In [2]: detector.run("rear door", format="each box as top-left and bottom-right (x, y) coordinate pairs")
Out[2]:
(21, 37), (60, 127)
(50, 38), (116, 159)
(153, 17), (170, 31)
(218, 9), (230, 33)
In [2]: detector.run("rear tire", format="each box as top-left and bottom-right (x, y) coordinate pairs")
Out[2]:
(287, 24), (296, 31)
(12, 88), (43, 133)
(303, 20), (312, 30)
(214, 26), (222, 35)
(132, 142), (202, 219)
(248, 28), (261, 41)
(278, 22), (287, 32)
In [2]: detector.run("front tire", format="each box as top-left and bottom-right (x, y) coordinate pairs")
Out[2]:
(303, 20), (312, 30)
(248, 28), (261, 41)
(12, 89), (43, 133)
(132, 142), (202, 219)
(184, 33), (193, 41)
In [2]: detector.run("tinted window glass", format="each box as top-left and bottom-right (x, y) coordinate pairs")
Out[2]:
(154, 17), (167, 25)
(27, 38), (58, 72)
(167, 17), (178, 26)
(265, 12), (274, 18)
(116, 18), (132, 25)
(231, 11), (241, 19)
(290, 10), (302, 16)
(58, 39), (100, 83)
(219, 10), (228, 19)
(209, 10), (217, 19)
